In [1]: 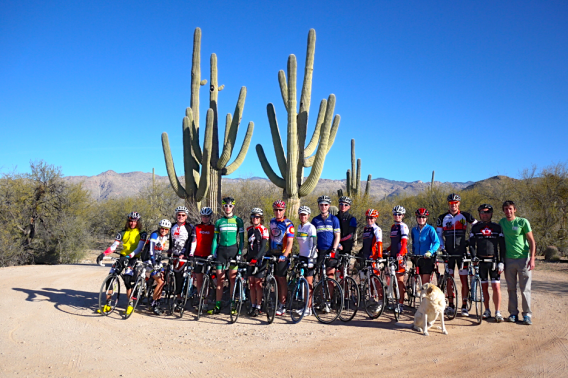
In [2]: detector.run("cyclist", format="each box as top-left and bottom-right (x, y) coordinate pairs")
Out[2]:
(469, 204), (506, 322)
(337, 196), (357, 256)
(410, 208), (440, 284)
(268, 200), (295, 316)
(167, 206), (196, 312)
(208, 197), (245, 315)
(144, 219), (171, 315)
(436, 193), (477, 317)
(386, 205), (410, 314)
(296, 205), (318, 316)
(191, 207), (215, 299)
(358, 209), (383, 261)
(100, 211), (148, 315)
(246, 207), (269, 317)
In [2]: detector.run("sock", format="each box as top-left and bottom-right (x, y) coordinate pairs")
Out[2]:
(215, 301), (222, 309)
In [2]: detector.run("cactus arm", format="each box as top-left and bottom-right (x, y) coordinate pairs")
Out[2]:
(346, 170), (351, 197)
(185, 108), (202, 163)
(298, 94), (337, 197)
(195, 109), (214, 202)
(304, 99), (326, 158)
(161, 132), (187, 199)
(191, 28), (202, 148)
(278, 70), (288, 112)
(224, 114), (232, 145)
(326, 115), (340, 153)
(365, 174), (372, 196)
(299, 29), (316, 119)
(351, 139), (356, 190)
(355, 158), (362, 195)
(256, 144), (286, 189)
(224, 121), (254, 175)
(217, 87), (247, 169)
(266, 104), (288, 177)
(182, 112), (198, 197)
(209, 53), (220, 168)
(286, 55), (299, 198)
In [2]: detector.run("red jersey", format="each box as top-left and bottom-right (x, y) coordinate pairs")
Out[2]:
(194, 223), (215, 257)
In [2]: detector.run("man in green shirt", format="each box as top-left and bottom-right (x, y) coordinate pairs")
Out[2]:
(499, 200), (536, 325)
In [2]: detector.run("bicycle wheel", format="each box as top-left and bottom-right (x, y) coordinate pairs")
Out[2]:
(230, 277), (244, 324)
(164, 272), (176, 315)
(472, 277), (483, 325)
(339, 276), (359, 322)
(392, 278), (400, 322)
(363, 274), (385, 319)
(264, 276), (278, 324)
(443, 276), (458, 321)
(177, 275), (192, 319)
(466, 276), (473, 311)
(124, 276), (144, 319)
(409, 275), (423, 309)
(290, 277), (309, 324)
(197, 274), (211, 320)
(312, 278), (343, 324)
(99, 274), (120, 316)
(405, 274), (415, 308)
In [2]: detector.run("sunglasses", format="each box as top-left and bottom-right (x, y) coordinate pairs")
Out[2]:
(159, 227), (170, 231)
(223, 204), (234, 208)
(319, 203), (330, 206)
(177, 214), (187, 217)
(416, 216), (427, 219)
(339, 203), (350, 206)
(393, 213), (403, 216)
(449, 201), (459, 205)
(273, 208), (285, 212)
(366, 217), (376, 220)
(251, 215), (261, 219)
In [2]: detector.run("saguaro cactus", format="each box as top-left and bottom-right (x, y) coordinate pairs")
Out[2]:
(161, 28), (254, 210)
(343, 139), (371, 197)
(256, 29), (340, 217)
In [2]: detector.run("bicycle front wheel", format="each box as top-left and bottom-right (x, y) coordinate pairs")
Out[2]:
(230, 277), (244, 324)
(363, 274), (385, 319)
(264, 276), (278, 324)
(125, 276), (144, 319)
(339, 276), (359, 322)
(164, 272), (176, 316)
(443, 276), (458, 321)
(99, 274), (120, 316)
(312, 278), (343, 324)
(472, 277), (483, 325)
(290, 277), (309, 324)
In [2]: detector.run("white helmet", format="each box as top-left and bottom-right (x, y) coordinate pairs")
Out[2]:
(200, 207), (213, 216)
(175, 206), (189, 215)
(317, 195), (331, 204)
(298, 205), (311, 215)
(250, 207), (264, 216)
(392, 205), (406, 215)
(159, 219), (172, 229)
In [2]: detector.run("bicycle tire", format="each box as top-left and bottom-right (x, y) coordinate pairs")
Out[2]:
(264, 276), (278, 324)
(124, 276), (144, 319)
(290, 277), (309, 324)
(312, 278), (343, 324)
(393, 277), (400, 322)
(339, 276), (359, 322)
(197, 274), (210, 320)
(472, 277), (483, 325)
(145, 279), (155, 311)
(405, 274), (414, 308)
(409, 275), (423, 309)
(466, 276), (473, 311)
(443, 275), (458, 321)
(363, 274), (385, 319)
(177, 274), (192, 319)
(99, 274), (120, 316)
(230, 277), (244, 324)
(164, 271), (176, 316)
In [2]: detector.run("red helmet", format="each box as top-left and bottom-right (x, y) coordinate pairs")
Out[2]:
(366, 209), (379, 218)
(415, 208), (430, 217)
(272, 200), (286, 209)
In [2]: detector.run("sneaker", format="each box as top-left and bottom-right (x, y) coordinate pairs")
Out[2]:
(495, 312), (504, 323)
(461, 307), (469, 317)
(276, 305), (286, 316)
(445, 305), (455, 316)
(523, 315), (532, 325)
(207, 306), (221, 315)
(482, 309), (491, 319)
(126, 304), (134, 316)
(322, 304), (331, 314)
(398, 303), (404, 313)
(250, 308), (260, 317)
(153, 306), (163, 315)
(507, 314), (518, 323)
(231, 302), (238, 315)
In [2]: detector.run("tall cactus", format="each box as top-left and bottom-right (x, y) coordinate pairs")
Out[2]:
(161, 28), (254, 211)
(344, 139), (371, 197)
(256, 29), (340, 217)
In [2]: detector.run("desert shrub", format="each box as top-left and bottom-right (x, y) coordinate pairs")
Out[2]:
(544, 246), (561, 261)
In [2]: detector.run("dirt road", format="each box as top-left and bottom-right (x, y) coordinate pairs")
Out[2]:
(1, 263), (566, 377)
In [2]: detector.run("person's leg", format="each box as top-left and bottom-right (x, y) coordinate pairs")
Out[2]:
(276, 276), (287, 306)
(153, 275), (164, 301)
(492, 282), (501, 313)
(396, 272), (405, 305)
(519, 257), (532, 319)
(216, 269), (225, 302)
(228, 268), (237, 303)
(195, 273), (204, 295)
(482, 282), (490, 311)
(421, 274), (430, 284)
(505, 258), (519, 317)
(249, 277), (258, 306)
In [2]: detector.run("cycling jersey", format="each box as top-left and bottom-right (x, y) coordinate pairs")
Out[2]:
(360, 223), (382, 259)
(108, 228), (148, 258)
(411, 224), (440, 256)
(296, 222), (317, 259)
(212, 216), (245, 258)
(194, 223), (215, 257)
(268, 218), (295, 252)
(469, 222), (505, 263)
(388, 222), (409, 256)
(146, 230), (170, 265)
(311, 214), (340, 251)
(246, 224), (269, 262)
(168, 223), (196, 257)
(436, 211), (477, 255)
(337, 211), (357, 253)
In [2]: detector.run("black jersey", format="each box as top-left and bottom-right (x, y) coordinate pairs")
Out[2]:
(338, 211), (357, 252)
(469, 222), (506, 263)
(436, 211), (477, 255)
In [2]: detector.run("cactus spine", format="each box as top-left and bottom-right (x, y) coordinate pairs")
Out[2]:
(256, 29), (340, 217)
(161, 28), (254, 211)
(344, 139), (371, 197)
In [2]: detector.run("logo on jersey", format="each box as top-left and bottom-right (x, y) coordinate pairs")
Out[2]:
(481, 227), (492, 237)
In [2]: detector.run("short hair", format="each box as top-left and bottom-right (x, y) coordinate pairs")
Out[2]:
(502, 200), (516, 211)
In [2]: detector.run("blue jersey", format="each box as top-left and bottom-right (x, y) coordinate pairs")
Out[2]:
(269, 218), (295, 251)
(311, 214), (340, 251)
(411, 224), (440, 256)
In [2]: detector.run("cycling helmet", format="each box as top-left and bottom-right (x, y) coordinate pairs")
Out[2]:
(250, 207), (264, 216)
(338, 196), (352, 205)
(298, 205), (311, 215)
(415, 208), (430, 217)
(447, 193), (461, 202)
(222, 197), (235, 205)
(200, 207), (213, 216)
(366, 209), (379, 218)
(128, 211), (141, 221)
(478, 204), (493, 213)
(175, 206), (189, 215)
(392, 205), (406, 215)
(317, 195), (331, 205)
(272, 200), (286, 209)
(159, 219), (172, 229)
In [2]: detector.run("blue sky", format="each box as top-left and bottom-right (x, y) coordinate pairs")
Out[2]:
(1, 0), (567, 183)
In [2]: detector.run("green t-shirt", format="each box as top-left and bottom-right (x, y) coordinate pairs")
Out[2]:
(214, 216), (244, 247)
(499, 217), (532, 259)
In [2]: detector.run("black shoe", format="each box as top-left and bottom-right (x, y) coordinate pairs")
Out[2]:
(153, 306), (164, 315)
(251, 308), (260, 317)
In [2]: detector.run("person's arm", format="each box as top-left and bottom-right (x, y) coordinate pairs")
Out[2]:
(526, 231), (536, 270)
(284, 221), (294, 257)
(436, 216), (445, 250)
(429, 226), (440, 254)
(211, 221), (219, 257)
(238, 218), (245, 255)
(469, 228), (477, 258)
(332, 216), (341, 251)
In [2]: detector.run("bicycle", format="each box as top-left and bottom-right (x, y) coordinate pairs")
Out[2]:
(354, 257), (386, 319)
(229, 259), (249, 324)
(194, 257), (218, 320)
(98, 254), (127, 316)
(381, 256), (402, 322)
(262, 256), (279, 324)
(287, 255), (310, 324)
(124, 260), (150, 319)
(162, 257), (178, 315)
(404, 254), (423, 309)
(462, 258), (493, 325)
(175, 258), (195, 318)
(311, 254), (344, 324)
(336, 253), (360, 322)
(436, 253), (461, 321)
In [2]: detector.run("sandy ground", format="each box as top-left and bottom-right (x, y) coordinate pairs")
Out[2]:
(0, 259), (567, 378)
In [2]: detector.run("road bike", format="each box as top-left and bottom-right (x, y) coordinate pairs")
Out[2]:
(262, 256), (279, 324)
(98, 254), (128, 316)
(287, 255), (310, 324)
(336, 253), (360, 322)
(462, 258), (493, 325)
(312, 254), (344, 324)
(436, 253), (461, 321)
(124, 260), (150, 319)
(229, 259), (249, 324)
(381, 256), (402, 322)
(355, 257), (386, 319)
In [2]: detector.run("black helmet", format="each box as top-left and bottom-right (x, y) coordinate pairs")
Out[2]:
(447, 193), (461, 202)
(478, 204), (493, 213)
(222, 197), (235, 205)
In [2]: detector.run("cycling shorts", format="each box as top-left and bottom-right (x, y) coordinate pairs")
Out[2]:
(215, 244), (239, 270)
(267, 249), (288, 277)
(448, 256), (469, 275)
(479, 261), (500, 283)
(298, 256), (315, 277)
(415, 257), (435, 276)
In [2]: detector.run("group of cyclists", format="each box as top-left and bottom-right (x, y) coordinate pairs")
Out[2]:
(98, 192), (514, 325)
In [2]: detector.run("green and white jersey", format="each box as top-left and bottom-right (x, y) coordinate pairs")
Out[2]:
(214, 216), (245, 247)
(296, 222), (317, 259)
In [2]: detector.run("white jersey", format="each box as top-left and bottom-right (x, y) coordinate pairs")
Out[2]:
(296, 222), (317, 259)
(171, 223), (190, 255)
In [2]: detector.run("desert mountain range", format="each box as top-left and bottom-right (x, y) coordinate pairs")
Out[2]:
(63, 170), (480, 201)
